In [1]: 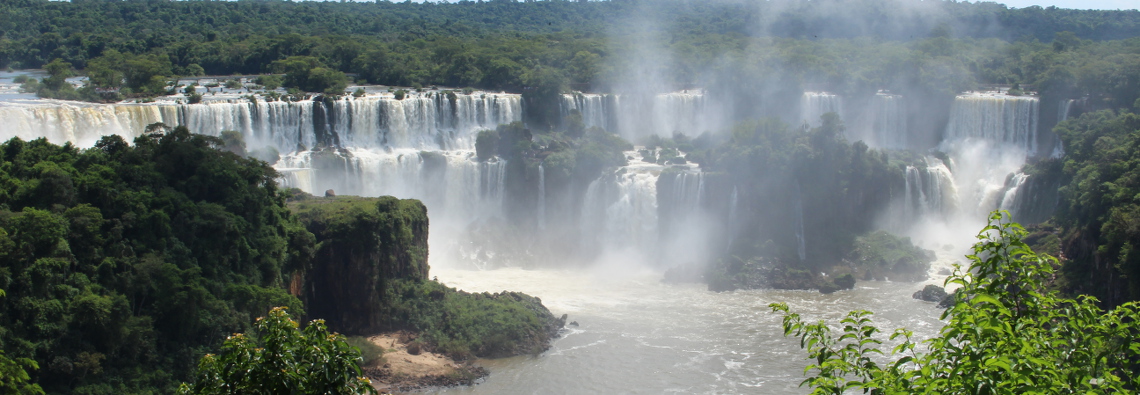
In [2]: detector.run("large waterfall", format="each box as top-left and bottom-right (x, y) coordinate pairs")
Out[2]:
(1, 91), (521, 152)
(580, 159), (662, 255)
(560, 91), (712, 142)
(578, 151), (707, 266)
(891, 92), (1042, 246)
(4, 86), (1060, 268)
(944, 92), (1039, 155)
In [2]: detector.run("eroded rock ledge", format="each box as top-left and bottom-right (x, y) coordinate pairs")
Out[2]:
(286, 194), (564, 382)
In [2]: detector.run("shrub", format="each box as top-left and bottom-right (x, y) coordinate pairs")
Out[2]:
(771, 211), (1140, 394)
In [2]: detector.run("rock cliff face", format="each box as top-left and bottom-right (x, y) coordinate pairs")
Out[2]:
(288, 194), (564, 358)
(289, 196), (430, 335)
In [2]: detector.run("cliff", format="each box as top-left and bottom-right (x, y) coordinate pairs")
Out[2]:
(288, 194), (563, 359)
(289, 196), (429, 334)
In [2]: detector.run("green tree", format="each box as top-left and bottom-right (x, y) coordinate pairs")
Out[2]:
(0, 289), (44, 395)
(35, 58), (79, 99)
(178, 307), (376, 395)
(771, 211), (1140, 394)
(271, 56), (347, 94)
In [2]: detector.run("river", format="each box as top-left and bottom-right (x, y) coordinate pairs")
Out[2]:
(429, 256), (955, 394)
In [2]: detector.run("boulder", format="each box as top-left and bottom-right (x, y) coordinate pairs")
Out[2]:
(912, 284), (948, 303)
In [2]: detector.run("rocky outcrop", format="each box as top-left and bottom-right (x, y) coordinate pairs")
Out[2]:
(289, 195), (564, 360)
(705, 256), (856, 294)
(913, 284), (948, 302)
(290, 196), (429, 335)
(846, 231), (934, 282)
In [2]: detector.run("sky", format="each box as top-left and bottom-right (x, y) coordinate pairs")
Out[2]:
(994, 0), (1139, 10)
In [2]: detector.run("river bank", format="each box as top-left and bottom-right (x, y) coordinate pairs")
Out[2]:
(365, 332), (489, 393)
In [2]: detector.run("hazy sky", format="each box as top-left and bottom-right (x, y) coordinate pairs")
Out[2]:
(996, 0), (1139, 10)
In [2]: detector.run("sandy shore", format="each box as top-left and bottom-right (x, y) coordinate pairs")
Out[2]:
(365, 332), (488, 394)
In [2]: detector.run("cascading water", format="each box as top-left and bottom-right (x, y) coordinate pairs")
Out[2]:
(800, 92), (842, 129)
(580, 162), (662, 256)
(850, 92), (908, 149)
(0, 91), (522, 152)
(561, 90), (711, 142)
(944, 92), (1039, 155)
(997, 172), (1030, 218)
(892, 92), (1040, 250)
(561, 93), (612, 131)
(897, 157), (959, 232)
(793, 182), (806, 262)
(1051, 98), (1077, 158)
(0, 100), (174, 147)
(538, 162), (547, 230)
(1058, 99), (1074, 123)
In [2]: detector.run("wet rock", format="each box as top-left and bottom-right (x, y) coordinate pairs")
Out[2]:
(912, 284), (948, 303)
(938, 290), (958, 308)
(569, 321), (579, 327)
(324, 189), (336, 197)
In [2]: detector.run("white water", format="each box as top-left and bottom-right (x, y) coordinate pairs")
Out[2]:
(579, 157), (664, 258)
(538, 163), (547, 231)
(429, 265), (950, 395)
(0, 91), (522, 152)
(800, 92), (842, 130)
(849, 92), (908, 149)
(793, 182), (806, 262)
(561, 91), (715, 142)
(893, 92), (1039, 247)
(944, 92), (1039, 155)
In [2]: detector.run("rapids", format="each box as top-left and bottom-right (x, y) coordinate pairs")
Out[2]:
(428, 262), (953, 394)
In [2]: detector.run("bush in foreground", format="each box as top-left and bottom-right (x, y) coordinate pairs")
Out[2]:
(771, 211), (1140, 394)
(178, 307), (376, 395)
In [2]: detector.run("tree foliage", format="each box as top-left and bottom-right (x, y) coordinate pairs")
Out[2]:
(177, 307), (375, 395)
(771, 211), (1140, 394)
(1050, 110), (1140, 308)
(0, 128), (313, 393)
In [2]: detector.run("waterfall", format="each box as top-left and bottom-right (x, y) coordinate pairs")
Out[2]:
(851, 93), (907, 149)
(561, 90), (709, 141)
(653, 91), (706, 137)
(670, 171), (703, 211)
(998, 172), (1030, 218)
(938, 92), (1038, 221)
(1051, 99), (1076, 158)
(1058, 99), (1074, 122)
(944, 92), (1039, 155)
(728, 186), (738, 220)
(0, 91), (522, 152)
(726, 186), (738, 252)
(580, 166), (660, 254)
(561, 93), (611, 131)
(481, 159), (507, 201)
(278, 148), (504, 219)
(538, 162), (546, 230)
(0, 100), (172, 147)
(899, 157), (959, 227)
(793, 181), (806, 262)
(800, 92), (842, 129)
